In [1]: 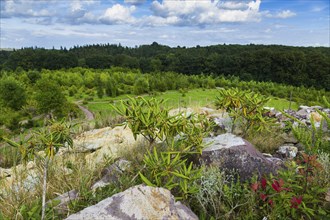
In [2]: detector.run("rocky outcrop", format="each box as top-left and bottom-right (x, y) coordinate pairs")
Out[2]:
(201, 133), (281, 182)
(65, 185), (198, 220)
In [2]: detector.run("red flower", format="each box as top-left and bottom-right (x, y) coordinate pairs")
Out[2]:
(261, 178), (267, 190)
(251, 182), (259, 192)
(268, 199), (274, 207)
(290, 196), (303, 209)
(272, 180), (282, 192)
(260, 193), (267, 201)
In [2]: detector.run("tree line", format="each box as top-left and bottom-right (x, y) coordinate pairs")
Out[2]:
(0, 43), (329, 90)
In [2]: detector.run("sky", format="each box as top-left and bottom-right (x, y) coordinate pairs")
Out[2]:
(0, 0), (329, 49)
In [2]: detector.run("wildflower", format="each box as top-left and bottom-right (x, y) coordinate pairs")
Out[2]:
(290, 196), (303, 209)
(268, 199), (273, 207)
(271, 179), (289, 192)
(251, 182), (259, 192)
(271, 180), (282, 192)
(260, 193), (267, 201)
(261, 178), (267, 190)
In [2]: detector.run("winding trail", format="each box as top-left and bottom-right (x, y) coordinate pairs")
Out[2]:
(77, 104), (94, 121)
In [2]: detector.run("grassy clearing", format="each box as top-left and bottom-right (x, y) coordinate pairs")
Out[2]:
(76, 88), (298, 115)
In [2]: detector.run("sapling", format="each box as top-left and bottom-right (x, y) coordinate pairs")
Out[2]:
(3, 119), (74, 220)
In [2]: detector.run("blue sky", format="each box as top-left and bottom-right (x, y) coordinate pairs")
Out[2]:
(0, 0), (329, 49)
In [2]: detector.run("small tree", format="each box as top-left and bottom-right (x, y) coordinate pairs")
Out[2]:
(215, 88), (276, 137)
(4, 119), (74, 220)
(0, 77), (26, 110)
(35, 79), (67, 117)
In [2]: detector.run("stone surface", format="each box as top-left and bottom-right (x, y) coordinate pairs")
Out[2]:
(49, 189), (79, 215)
(277, 144), (298, 158)
(65, 185), (198, 220)
(201, 133), (280, 182)
(91, 159), (131, 190)
(73, 126), (141, 166)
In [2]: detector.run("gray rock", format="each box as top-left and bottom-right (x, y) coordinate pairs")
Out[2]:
(91, 159), (131, 190)
(296, 109), (309, 119)
(65, 185), (198, 220)
(48, 189), (79, 215)
(277, 144), (298, 158)
(201, 133), (280, 182)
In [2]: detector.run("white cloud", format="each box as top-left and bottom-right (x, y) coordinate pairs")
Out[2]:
(275, 10), (296, 18)
(124, 0), (146, 5)
(100, 4), (136, 24)
(147, 0), (262, 26)
(1, 0), (53, 18)
(266, 10), (296, 19)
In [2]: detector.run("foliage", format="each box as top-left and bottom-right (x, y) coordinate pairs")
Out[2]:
(2, 119), (74, 220)
(139, 147), (201, 200)
(1, 44), (329, 90)
(191, 166), (255, 220)
(215, 88), (276, 136)
(113, 97), (213, 200)
(284, 110), (330, 154)
(0, 77), (26, 110)
(34, 79), (68, 117)
(111, 96), (171, 146)
(251, 155), (328, 219)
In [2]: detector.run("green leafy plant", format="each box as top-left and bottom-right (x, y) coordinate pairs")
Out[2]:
(111, 96), (171, 146)
(3, 119), (74, 220)
(215, 88), (276, 137)
(139, 147), (201, 200)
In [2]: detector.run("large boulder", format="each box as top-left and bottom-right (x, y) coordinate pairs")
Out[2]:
(201, 133), (280, 182)
(73, 126), (142, 166)
(65, 185), (198, 220)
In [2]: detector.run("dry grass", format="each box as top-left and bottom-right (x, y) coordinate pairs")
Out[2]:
(246, 127), (286, 154)
(0, 152), (111, 219)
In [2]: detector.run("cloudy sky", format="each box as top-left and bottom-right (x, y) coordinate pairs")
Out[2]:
(0, 0), (329, 49)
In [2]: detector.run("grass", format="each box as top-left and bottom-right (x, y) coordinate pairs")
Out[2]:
(72, 88), (299, 115)
(266, 97), (299, 111)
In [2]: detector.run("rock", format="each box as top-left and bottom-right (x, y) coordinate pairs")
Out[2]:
(212, 116), (232, 133)
(296, 109), (309, 119)
(298, 105), (310, 111)
(169, 107), (194, 117)
(201, 133), (280, 182)
(91, 159), (131, 190)
(0, 167), (11, 178)
(48, 189), (79, 215)
(309, 112), (322, 122)
(65, 185), (198, 220)
(277, 144), (298, 158)
(73, 126), (141, 166)
(74, 126), (135, 152)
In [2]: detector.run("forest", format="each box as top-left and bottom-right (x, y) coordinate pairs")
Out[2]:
(1, 43), (329, 90)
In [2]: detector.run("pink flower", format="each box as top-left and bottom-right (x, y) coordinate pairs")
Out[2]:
(251, 182), (259, 192)
(260, 193), (268, 201)
(290, 196), (303, 209)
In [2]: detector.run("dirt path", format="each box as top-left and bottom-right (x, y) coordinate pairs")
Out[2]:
(77, 104), (94, 121)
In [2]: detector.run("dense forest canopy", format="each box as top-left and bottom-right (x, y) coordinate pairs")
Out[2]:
(0, 43), (329, 90)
